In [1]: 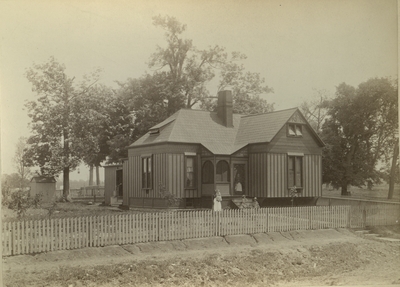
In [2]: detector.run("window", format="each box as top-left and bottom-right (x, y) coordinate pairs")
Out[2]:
(202, 161), (214, 184)
(142, 156), (152, 189)
(288, 124), (303, 137)
(288, 156), (302, 188)
(216, 160), (230, 182)
(185, 156), (196, 188)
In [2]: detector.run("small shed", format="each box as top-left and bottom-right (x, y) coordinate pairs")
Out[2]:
(30, 176), (57, 203)
(104, 163), (123, 205)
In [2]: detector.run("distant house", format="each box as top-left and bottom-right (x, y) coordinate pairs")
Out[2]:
(118, 90), (324, 209)
(30, 176), (57, 203)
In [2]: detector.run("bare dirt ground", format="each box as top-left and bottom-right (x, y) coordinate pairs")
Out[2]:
(2, 227), (400, 287)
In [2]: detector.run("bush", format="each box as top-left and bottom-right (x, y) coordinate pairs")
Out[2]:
(7, 189), (42, 218)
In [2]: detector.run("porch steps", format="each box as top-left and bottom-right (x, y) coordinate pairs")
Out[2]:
(231, 196), (260, 209)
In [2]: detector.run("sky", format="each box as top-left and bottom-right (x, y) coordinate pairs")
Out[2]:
(0, 0), (398, 182)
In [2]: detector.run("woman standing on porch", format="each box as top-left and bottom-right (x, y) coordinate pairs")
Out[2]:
(213, 190), (222, 211)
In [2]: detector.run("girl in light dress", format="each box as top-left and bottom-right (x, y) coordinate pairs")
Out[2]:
(213, 190), (222, 211)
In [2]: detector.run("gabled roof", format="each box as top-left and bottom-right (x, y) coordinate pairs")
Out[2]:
(130, 107), (323, 155)
(235, 108), (299, 146)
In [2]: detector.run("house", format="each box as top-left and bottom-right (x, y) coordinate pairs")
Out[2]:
(30, 176), (57, 203)
(119, 90), (324, 209)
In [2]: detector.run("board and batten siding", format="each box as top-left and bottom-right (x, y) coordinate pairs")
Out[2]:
(248, 153), (322, 198)
(122, 160), (129, 205)
(303, 154), (322, 197)
(126, 152), (200, 203)
(248, 153), (268, 198)
(266, 122), (322, 155)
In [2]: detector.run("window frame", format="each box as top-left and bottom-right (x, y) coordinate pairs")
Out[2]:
(216, 160), (230, 183)
(287, 155), (303, 189)
(287, 123), (303, 137)
(141, 155), (153, 190)
(185, 155), (197, 189)
(202, 160), (214, 184)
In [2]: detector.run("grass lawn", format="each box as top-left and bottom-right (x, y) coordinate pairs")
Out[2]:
(2, 184), (398, 222)
(322, 184), (400, 202)
(1, 200), (170, 222)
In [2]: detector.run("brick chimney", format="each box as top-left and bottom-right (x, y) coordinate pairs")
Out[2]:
(217, 90), (233, 127)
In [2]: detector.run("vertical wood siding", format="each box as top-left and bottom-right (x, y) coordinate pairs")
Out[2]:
(128, 155), (141, 198)
(249, 153), (321, 198)
(266, 153), (287, 197)
(248, 153), (267, 198)
(128, 153), (200, 201)
(154, 153), (168, 196)
(168, 154), (185, 198)
(303, 154), (322, 197)
(122, 161), (129, 205)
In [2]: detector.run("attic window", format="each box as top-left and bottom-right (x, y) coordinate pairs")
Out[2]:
(287, 124), (302, 137)
(149, 129), (159, 135)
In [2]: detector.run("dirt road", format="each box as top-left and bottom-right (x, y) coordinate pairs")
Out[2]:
(2, 228), (400, 286)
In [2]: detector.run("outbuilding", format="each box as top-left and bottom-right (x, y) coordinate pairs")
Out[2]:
(104, 163), (123, 205)
(122, 90), (325, 209)
(30, 176), (57, 203)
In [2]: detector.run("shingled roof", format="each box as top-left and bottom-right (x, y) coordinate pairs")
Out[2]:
(130, 107), (322, 155)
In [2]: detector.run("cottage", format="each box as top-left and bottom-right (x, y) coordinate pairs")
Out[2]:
(121, 90), (324, 209)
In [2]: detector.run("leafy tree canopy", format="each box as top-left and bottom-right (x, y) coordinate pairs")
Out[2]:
(321, 77), (398, 194)
(109, 15), (274, 161)
(24, 56), (102, 198)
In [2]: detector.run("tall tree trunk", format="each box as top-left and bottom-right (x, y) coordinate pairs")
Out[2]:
(388, 138), (399, 199)
(89, 165), (94, 186)
(341, 183), (349, 196)
(96, 165), (100, 186)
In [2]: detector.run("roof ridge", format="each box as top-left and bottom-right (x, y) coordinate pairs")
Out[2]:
(241, 107), (298, 118)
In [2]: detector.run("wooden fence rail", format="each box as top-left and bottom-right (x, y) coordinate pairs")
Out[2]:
(2, 205), (399, 256)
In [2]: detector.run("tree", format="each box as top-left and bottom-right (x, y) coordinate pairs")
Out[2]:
(107, 16), (274, 161)
(299, 89), (330, 134)
(149, 15), (226, 112)
(24, 57), (100, 200)
(321, 78), (398, 195)
(148, 15), (273, 115)
(388, 138), (399, 199)
(13, 137), (32, 189)
(72, 84), (115, 184)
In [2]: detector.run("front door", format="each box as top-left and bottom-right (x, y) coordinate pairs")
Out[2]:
(233, 163), (246, 195)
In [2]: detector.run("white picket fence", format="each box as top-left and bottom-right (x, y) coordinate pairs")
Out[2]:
(2, 205), (399, 256)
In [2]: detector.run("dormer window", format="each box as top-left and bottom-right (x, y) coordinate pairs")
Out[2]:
(149, 129), (160, 135)
(287, 124), (302, 137)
